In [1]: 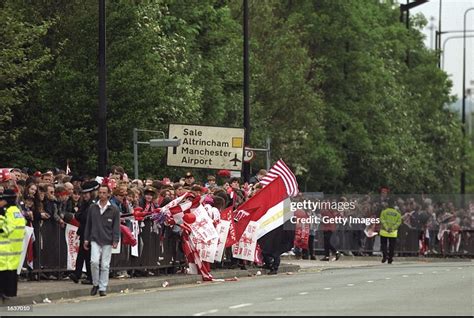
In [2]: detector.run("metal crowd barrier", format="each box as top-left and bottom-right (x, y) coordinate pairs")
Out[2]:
(310, 226), (474, 257)
(25, 219), (474, 275)
(27, 219), (183, 274)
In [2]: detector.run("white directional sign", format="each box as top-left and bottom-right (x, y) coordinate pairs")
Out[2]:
(167, 124), (245, 170)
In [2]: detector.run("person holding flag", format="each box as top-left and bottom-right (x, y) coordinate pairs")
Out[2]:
(229, 159), (299, 274)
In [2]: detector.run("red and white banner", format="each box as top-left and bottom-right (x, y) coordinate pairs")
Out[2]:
(189, 205), (218, 243)
(214, 220), (231, 262)
(191, 236), (218, 263)
(232, 221), (259, 261)
(220, 206), (237, 247)
(65, 224), (80, 270)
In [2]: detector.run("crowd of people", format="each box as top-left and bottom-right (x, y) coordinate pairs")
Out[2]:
(0, 166), (271, 282)
(0, 166), (473, 291)
(293, 189), (474, 260)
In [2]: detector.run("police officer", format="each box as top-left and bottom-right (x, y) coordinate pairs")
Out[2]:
(0, 189), (26, 299)
(379, 199), (402, 264)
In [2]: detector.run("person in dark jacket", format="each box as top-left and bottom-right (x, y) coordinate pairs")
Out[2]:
(69, 181), (99, 285)
(320, 202), (341, 261)
(84, 185), (120, 297)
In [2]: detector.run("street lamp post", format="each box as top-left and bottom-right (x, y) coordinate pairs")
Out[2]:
(243, 0), (250, 182)
(441, 33), (474, 69)
(399, 0), (428, 65)
(461, 7), (474, 198)
(98, 0), (108, 176)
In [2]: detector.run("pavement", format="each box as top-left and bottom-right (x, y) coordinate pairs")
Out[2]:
(1, 256), (471, 308)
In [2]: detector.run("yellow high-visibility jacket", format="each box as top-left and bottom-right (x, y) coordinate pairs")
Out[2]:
(379, 207), (401, 238)
(0, 206), (26, 271)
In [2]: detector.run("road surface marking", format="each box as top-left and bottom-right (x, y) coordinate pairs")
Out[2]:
(457, 267), (463, 270)
(367, 280), (374, 283)
(347, 284), (354, 287)
(418, 272), (424, 275)
(432, 271), (437, 273)
(299, 292), (309, 295)
(274, 297), (283, 301)
(402, 275), (409, 278)
(445, 269), (450, 272)
(229, 303), (252, 309)
(324, 287), (331, 290)
(385, 277), (391, 280)
(193, 309), (218, 316)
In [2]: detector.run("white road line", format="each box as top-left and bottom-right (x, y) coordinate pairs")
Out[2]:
(274, 297), (283, 301)
(324, 287), (331, 290)
(402, 275), (409, 278)
(385, 277), (391, 280)
(457, 267), (463, 270)
(347, 284), (354, 287)
(193, 309), (219, 316)
(299, 292), (309, 295)
(229, 303), (253, 309)
(432, 271), (437, 273)
(418, 272), (424, 275)
(367, 280), (374, 283)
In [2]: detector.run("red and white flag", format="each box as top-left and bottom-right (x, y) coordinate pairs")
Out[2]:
(260, 159), (299, 197)
(232, 176), (288, 243)
(159, 193), (216, 280)
(229, 160), (300, 260)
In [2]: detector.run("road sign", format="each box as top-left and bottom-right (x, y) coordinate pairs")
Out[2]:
(243, 148), (255, 162)
(167, 124), (245, 170)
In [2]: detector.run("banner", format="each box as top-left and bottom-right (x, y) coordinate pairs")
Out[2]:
(189, 205), (218, 243)
(294, 221), (310, 249)
(191, 235), (218, 263)
(232, 221), (259, 261)
(65, 224), (80, 271)
(17, 226), (34, 275)
(214, 220), (230, 262)
(131, 221), (139, 257)
(220, 206), (237, 247)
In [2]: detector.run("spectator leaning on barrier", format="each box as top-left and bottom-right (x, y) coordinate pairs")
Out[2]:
(69, 181), (99, 285)
(379, 199), (402, 264)
(0, 189), (26, 300)
(84, 185), (120, 297)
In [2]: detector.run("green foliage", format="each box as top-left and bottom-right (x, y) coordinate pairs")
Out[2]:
(0, 0), (469, 193)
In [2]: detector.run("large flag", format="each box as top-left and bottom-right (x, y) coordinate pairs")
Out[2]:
(231, 160), (300, 260)
(233, 176), (288, 242)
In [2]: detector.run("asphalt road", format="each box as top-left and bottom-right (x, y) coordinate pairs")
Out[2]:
(2, 262), (472, 316)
